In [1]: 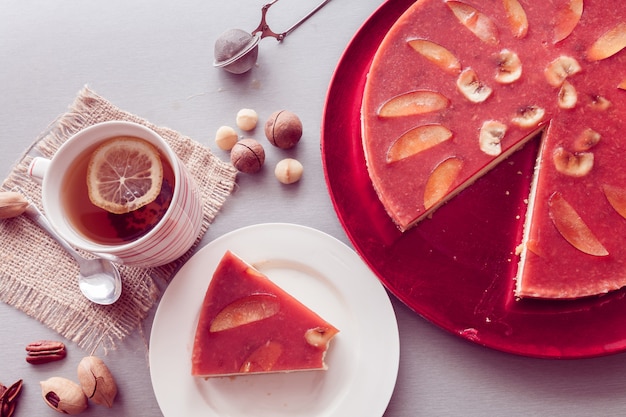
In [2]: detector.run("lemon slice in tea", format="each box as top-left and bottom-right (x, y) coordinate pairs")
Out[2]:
(87, 137), (164, 214)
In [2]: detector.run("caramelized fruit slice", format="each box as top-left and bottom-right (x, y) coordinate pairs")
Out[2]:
(479, 120), (507, 156)
(544, 56), (582, 87)
(424, 157), (463, 209)
(378, 90), (449, 118)
(495, 49), (522, 84)
(552, 147), (593, 177)
(239, 341), (283, 373)
(446, 1), (499, 45)
(588, 94), (612, 111)
(553, 0), (583, 43)
(558, 80), (578, 109)
(511, 105), (545, 128)
(502, 0), (528, 38)
(457, 68), (493, 103)
(386, 125), (453, 163)
(408, 39), (462, 74)
(573, 128), (601, 152)
(587, 22), (626, 61)
(548, 192), (608, 256)
(603, 184), (626, 219)
(305, 326), (340, 348)
(210, 294), (280, 332)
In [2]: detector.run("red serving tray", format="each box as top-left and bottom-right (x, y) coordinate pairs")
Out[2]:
(321, 0), (626, 359)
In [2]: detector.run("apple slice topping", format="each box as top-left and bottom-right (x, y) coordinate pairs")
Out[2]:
(558, 80), (578, 109)
(619, 79), (626, 90)
(378, 90), (450, 118)
(587, 22), (626, 61)
(502, 0), (528, 38)
(511, 105), (545, 128)
(603, 184), (626, 220)
(553, 0), (583, 43)
(548, 191), (609, 257)
(424, 157), (463, 209)
(544, 56), (582, 87)
(495, 49), (522, 84)
(239, 341), (283, 373)
(446, 1), (499, 45)
(210, 294), (280, 332)
(408, 39), (462, 75)
(552, 146), (594, 177)
(479, 120), (507, 156)
(457, 68), (492, 103)
(386, 124), (453, 163)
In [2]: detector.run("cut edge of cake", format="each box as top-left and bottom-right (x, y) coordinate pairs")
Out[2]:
(514, 128), (546, 298)
(361, 104), (545, 232)
(410, 127), (544, 232)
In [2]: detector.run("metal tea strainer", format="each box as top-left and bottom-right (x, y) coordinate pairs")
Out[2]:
(213, 0), (333, 74)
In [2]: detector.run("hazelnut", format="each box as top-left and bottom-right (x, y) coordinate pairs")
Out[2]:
(236, 108), (258, 131)
(230, 138), (265, 173)
(274, 158), (303, 184)
(264, 110), (303, 149)
(214, 125), (238, 150)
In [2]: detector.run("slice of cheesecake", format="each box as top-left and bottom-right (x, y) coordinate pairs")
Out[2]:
(361, 0), (626, 298)
(191, 251), (339, 377)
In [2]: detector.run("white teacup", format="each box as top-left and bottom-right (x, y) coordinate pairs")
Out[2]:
(29, 121), (204, 267)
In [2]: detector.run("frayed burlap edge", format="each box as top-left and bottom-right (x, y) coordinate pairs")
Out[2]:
(0, 86), (238, 351)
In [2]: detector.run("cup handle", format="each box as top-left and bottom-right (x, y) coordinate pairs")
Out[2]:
(94, 252), (124, 264)
(28, 157), (51, 184)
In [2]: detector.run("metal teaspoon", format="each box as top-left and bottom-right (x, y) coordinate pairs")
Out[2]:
(24, 203), (122, 305)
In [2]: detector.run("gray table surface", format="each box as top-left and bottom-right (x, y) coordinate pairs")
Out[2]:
(3, 1), (626, 416)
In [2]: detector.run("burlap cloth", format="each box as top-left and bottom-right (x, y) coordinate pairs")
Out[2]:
(0, 87), (238, 351)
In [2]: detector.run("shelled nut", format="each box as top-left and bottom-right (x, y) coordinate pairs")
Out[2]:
(274, 158), (303, 184)
(25, 340), (67, 365)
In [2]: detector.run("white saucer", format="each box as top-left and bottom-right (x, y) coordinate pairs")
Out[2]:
(149, 223), (399, 416)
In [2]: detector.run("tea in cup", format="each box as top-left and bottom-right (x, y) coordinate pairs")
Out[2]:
(29, 121), (203, 267)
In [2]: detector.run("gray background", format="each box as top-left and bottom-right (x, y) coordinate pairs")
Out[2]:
(2, 0), (626, 416)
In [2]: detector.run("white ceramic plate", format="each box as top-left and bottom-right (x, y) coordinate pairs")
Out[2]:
(149, 223), (399, 417)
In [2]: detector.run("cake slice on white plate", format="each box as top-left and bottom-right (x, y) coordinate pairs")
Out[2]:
(191, 251), (339, 377)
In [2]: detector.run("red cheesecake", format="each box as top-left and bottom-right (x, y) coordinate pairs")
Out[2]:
(191, 251), (339, 377)
(361, 0), (626, 298)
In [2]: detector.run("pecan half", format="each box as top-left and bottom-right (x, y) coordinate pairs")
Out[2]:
(25, 340), (67, 364)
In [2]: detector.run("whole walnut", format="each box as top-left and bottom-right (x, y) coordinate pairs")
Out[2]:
(264, 110), (303, 149)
